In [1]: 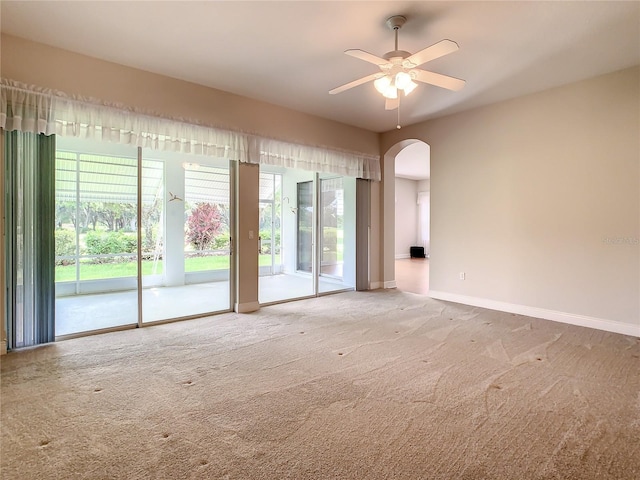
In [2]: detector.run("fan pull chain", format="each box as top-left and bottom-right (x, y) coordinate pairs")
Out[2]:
(397, 96), (401, 129)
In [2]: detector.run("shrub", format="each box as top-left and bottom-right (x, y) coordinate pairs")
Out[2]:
(322, 227), (337, 249)
(55, 230), (76, 265)
(258, 230), (281, 254)
(85, 231), (137, 256)
(211, 234), (230, 250)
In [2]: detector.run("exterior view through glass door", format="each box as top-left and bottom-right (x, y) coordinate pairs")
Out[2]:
(319, 176), (355, 293)
(259, 168), (314, 303)
(296, 181), (313, 273)
(54, 137), (232, 337)
(141, 151), (232, 323)
(258, 166), (356, 304)
(54, 138), (140, 336)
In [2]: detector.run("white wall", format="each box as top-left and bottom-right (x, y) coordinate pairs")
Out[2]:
(418, 191), (430, 257)
(417, 179), (431, 257)
(394, 177), (418, 258)
(382, 67), (640, 336)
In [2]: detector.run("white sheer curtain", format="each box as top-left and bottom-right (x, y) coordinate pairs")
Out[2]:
(0, 79), (248, 160)
(248, 136), (379, 180)
(1, 79), (380, 180)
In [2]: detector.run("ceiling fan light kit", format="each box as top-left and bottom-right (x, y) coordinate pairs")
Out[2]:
(329, 14), (465, 127)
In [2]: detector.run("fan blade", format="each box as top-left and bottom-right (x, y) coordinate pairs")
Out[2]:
(413, 69), (466, 91)
(329, 73), (379, 95)
(385, 97), (399, 111)
(406, 39), (459, 67)
(345, 49), (389, 66)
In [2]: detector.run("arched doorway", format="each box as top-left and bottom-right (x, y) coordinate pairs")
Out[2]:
(382, 139), (431, 294)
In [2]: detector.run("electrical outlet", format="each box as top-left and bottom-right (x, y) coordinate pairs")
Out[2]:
(459, 272), (466, 280)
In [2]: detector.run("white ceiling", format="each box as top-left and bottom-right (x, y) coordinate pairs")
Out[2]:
(1, 1), (639, 133)
(395, 142), (430, 180)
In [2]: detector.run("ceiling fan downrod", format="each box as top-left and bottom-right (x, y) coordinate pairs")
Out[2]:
(386, 15), (406, 53)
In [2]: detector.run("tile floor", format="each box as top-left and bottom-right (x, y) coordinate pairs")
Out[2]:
(55, 273), (352, 337)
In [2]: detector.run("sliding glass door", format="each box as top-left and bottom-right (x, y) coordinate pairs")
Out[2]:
(318, 175), (356, 294)
(141, 157), (232, 323)
(259, 167), (314, 303)
(54, 137), (233, 336)
(258, 166), (355, 304)
(55, 139), (139, 336)
(296, 181), (314, 273)
(259, 172), (282, 276)
(319, 177), (348, 293)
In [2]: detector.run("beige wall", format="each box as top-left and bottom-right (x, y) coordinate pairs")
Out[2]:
(235, 162), (260, 312)
(0, 34), (379, 156)
(381, 66), (640, 331)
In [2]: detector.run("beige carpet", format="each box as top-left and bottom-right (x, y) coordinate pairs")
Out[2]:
(2, 290), (639, 479)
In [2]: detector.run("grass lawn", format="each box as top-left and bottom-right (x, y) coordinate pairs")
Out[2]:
(55, 254), (280, 282)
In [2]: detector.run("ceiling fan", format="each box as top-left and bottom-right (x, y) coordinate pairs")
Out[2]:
(329, 15), (465, 111)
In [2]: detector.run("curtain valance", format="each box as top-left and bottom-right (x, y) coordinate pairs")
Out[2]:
(248, 137), (379, 181)
(1, 79), (380, 180)
(0, 79), (248, 161)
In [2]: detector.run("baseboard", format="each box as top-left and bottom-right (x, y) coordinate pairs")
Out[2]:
(428, 291), (640, 337)
(370, 281), (383, 290)
(395, 254), (410, 259)
(384, 281), (397, 289)
(234, 301), (260, 313)
(1, 340), (6, 355)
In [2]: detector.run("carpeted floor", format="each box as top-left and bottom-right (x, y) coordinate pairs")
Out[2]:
(1, 290), (639, 479)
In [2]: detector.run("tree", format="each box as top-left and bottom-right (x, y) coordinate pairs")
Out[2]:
(77, 202), (100, 231)
(55, 201), (77, 229)
(141, 197), (162, 252)
(186, 202), (223, 250)
(95, 203), (136, 232)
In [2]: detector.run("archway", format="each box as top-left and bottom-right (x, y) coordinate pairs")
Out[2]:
(382, 139), (431, 293)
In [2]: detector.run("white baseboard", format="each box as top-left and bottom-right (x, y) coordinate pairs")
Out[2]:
(395, 254), (410, 259)
(1, 340), (6, 355)
(428, 291), (640, 338)
(234, 301), (260, 313)
(369, 281), (400, 290)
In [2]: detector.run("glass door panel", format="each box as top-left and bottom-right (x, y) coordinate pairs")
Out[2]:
(141, 150), (232, 323)
(297, 181), (313, 273)
(320, 177), (343, 279)
(54, 138), (139, 336)
(318, 175), (356, 294)
(183, 163), (232, 314)
(258, 171), (283, 277)
(259, 167), (313, 304)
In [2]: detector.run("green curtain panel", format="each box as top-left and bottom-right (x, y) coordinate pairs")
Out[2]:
(4, 130), (56, 349)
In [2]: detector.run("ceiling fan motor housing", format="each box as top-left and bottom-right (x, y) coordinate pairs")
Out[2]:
(383, 50), (412, 61)
(386, 15), (407, 30)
